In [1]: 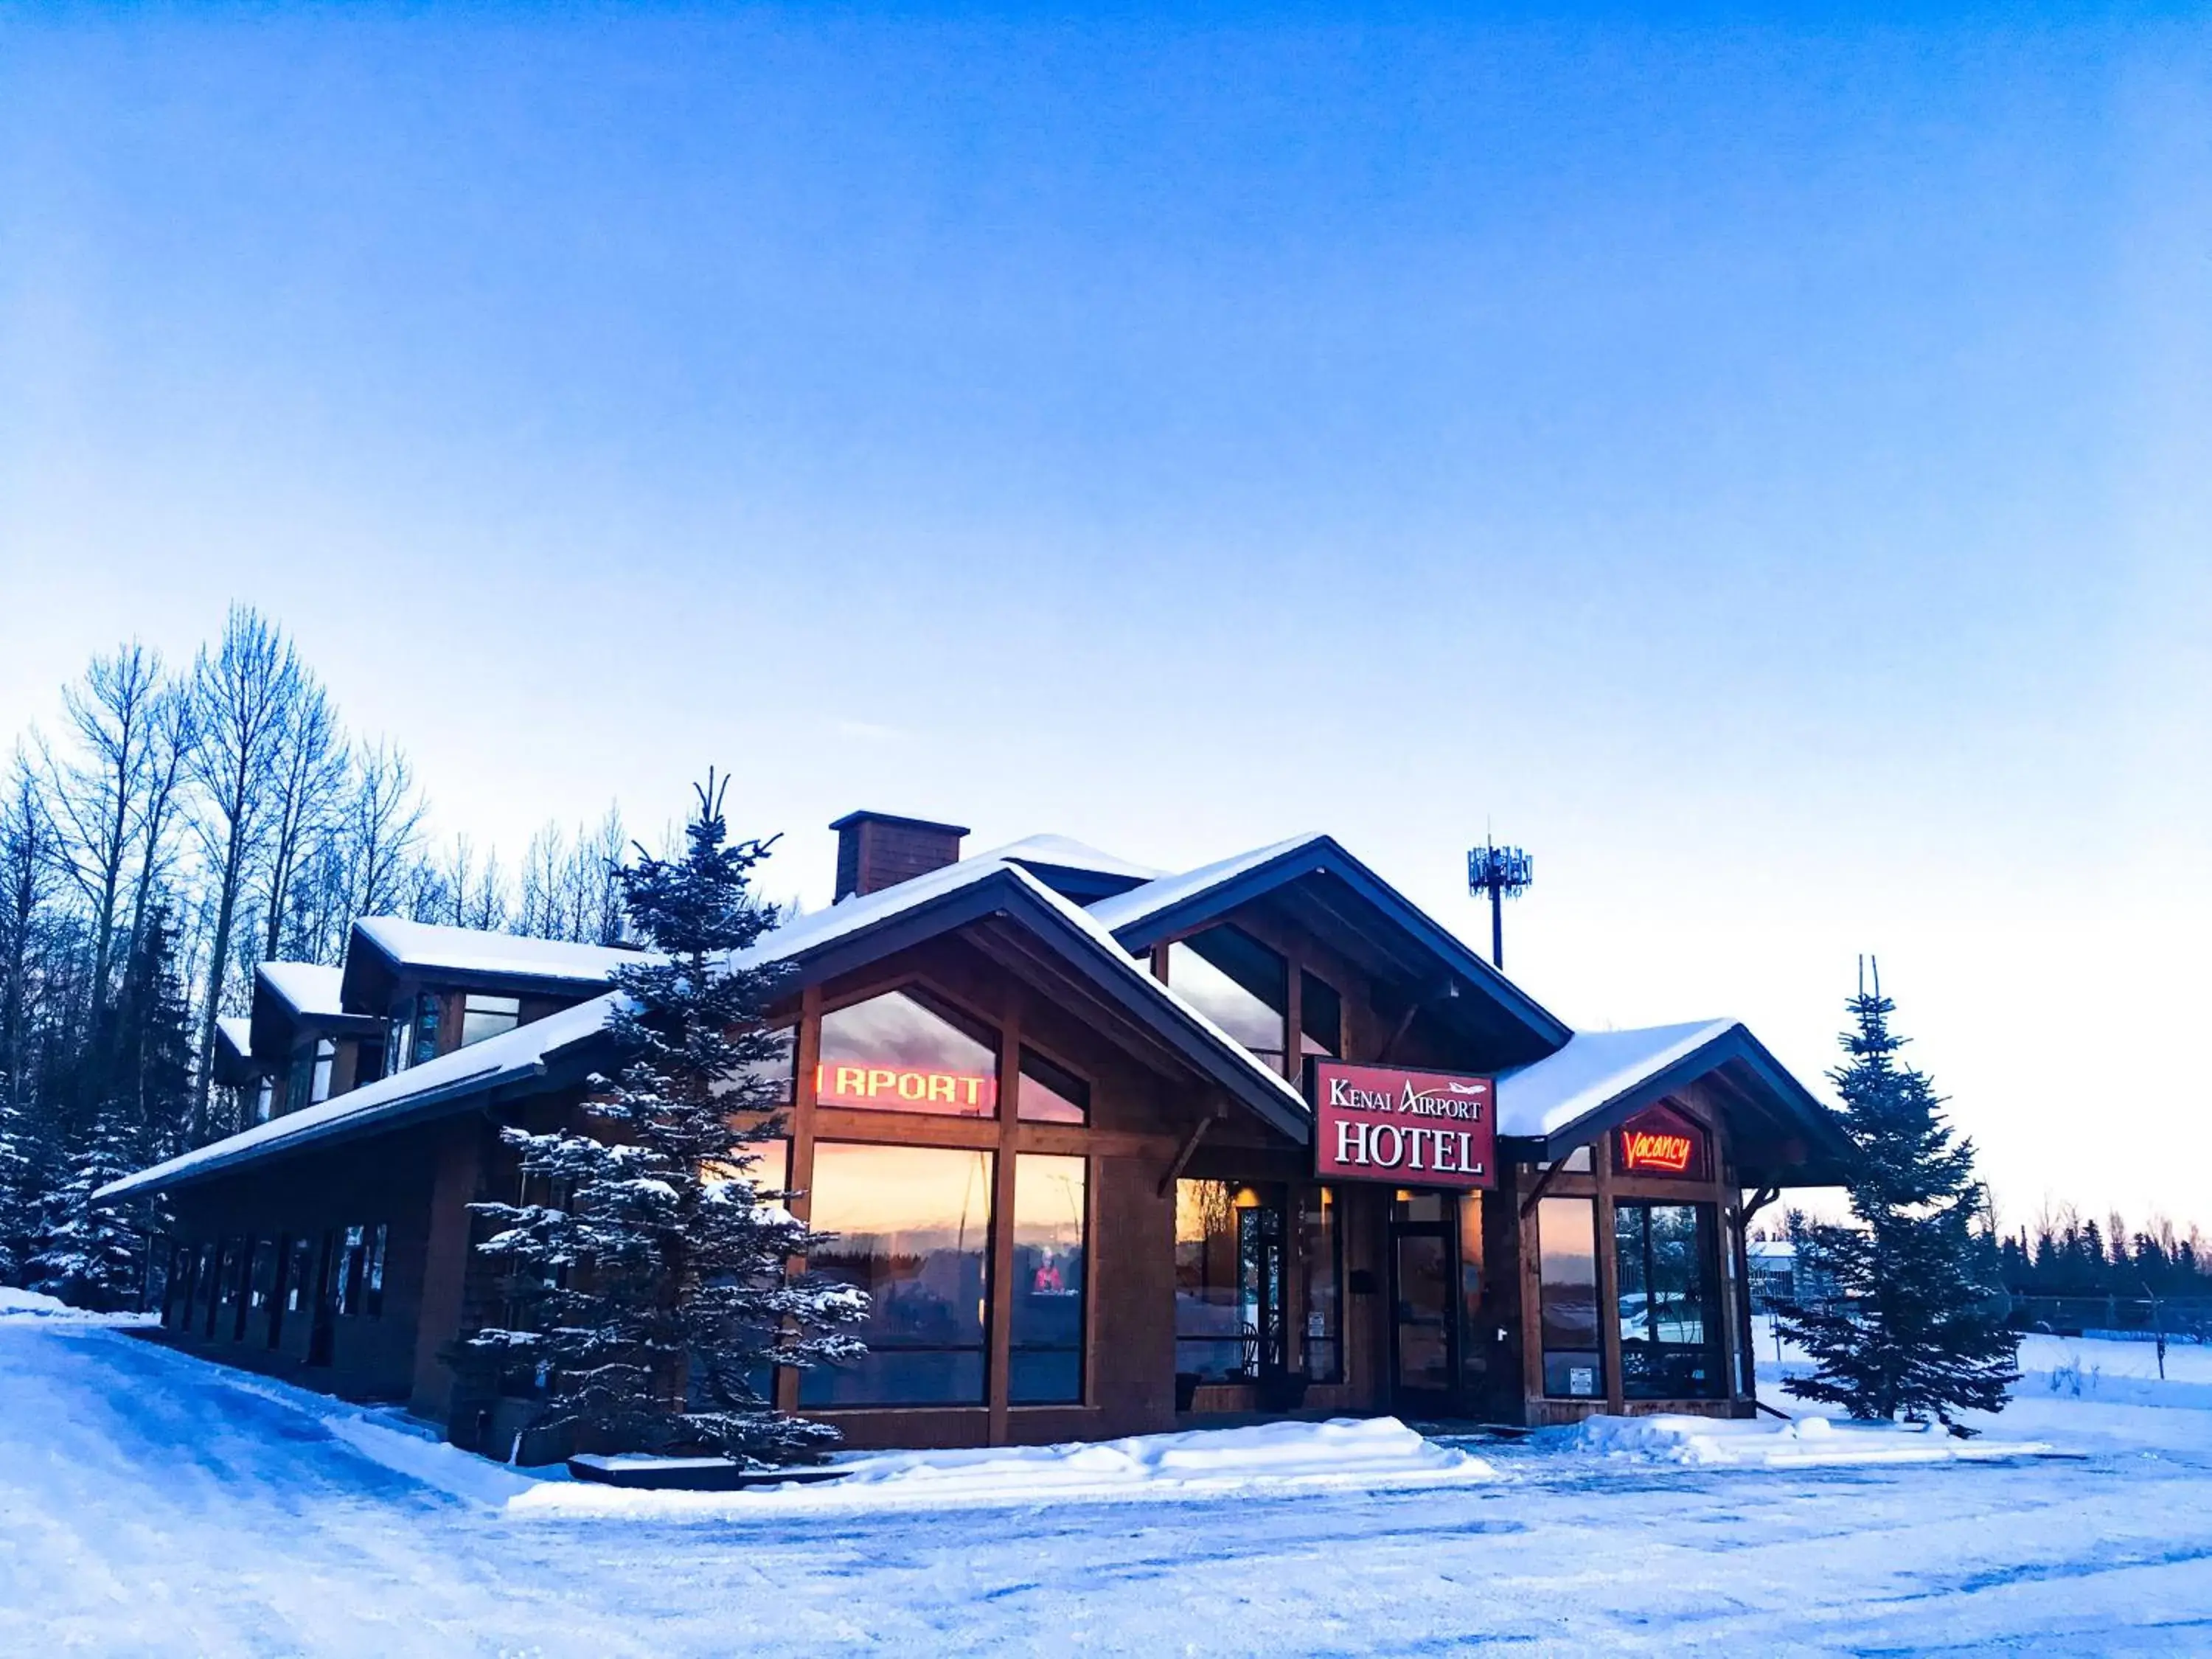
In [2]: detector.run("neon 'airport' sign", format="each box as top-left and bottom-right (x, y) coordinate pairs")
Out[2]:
(816, 1063), (995, 1112)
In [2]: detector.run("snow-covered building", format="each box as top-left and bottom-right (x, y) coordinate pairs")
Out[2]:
(102, 811), (1848, 1457)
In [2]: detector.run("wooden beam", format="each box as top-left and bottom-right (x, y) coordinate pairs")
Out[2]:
(1157, 1106), (1224, 1197)
(1517, 1155), (1573, 1220)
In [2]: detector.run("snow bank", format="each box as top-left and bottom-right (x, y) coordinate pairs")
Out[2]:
(0, 1287), (155, 1325)
(514, 1416), (1495, 1521)
(1545, 1411), (2053, 1469)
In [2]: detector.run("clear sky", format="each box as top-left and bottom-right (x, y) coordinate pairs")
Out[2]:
(3, 7), (2208, 1229)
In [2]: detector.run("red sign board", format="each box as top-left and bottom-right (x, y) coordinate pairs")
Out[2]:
(1615, 1102), (1708, 1180)
(1309, 1060), (1495, 1190)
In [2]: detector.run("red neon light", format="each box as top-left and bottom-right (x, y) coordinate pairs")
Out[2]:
(815, 1062), (992, 1110)
(1618, 1129), (1695, 1175)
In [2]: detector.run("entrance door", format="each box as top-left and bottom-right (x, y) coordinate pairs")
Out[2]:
(1388, 1196), (1456, 1414)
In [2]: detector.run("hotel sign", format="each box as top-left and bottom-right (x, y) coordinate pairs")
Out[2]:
(1308, 1060), (1495, 1191)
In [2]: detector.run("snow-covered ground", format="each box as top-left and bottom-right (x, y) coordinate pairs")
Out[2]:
(5, 1313), (2212, 1655)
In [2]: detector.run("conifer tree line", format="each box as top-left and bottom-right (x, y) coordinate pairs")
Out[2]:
(0, 606), (632, 1307)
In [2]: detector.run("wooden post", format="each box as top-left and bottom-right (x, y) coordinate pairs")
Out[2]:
(1593, 1133), (1625, 1414)
(987, 1008), (1022, 1445)
(776, 986), (823, 1417)
(1516, 1164), (1544, 1413)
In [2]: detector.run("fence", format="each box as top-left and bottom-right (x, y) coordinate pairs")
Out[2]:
(2004, 1295), (2212, 1345)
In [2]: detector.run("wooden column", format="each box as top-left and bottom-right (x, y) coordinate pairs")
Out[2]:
(1712, 1120), (1751, 1406)
(775, 986), (823, 1417)
(987, 1006), (1022, 1444)
(1516, 1164), (1544, 1412)
(1593, 1134), (1625, 1414)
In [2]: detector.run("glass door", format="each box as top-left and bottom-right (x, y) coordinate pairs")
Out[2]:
(1388, 1194), (1456, 1413)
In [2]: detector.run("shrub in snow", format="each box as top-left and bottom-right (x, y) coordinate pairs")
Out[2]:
(460, 775), (866, 1466)
(1773, 963), (2020, 1436)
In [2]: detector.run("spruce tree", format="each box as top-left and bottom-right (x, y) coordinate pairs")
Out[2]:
(464, 775), (866, 1465)
(1775, 963), (2020, 1435)
(0, 1085), (35, 1285)
(30, 1102), (145, 1310)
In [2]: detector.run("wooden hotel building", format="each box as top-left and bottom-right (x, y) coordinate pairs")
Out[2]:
(103, 813), (1848, 1457)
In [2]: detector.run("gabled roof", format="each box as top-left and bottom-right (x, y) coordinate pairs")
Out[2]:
(1495, 1019), (1850, 1183)
(102, 848), (1313, 1200)
(984, 835), (1163, 902)
(1090, 832), (1571, 1060)
(343, 917), (646, 1004)
(215, 1016), (254, 1059)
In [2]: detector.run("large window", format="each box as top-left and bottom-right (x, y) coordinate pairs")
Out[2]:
(1016, 1046), (1089, 1124)
(1458, 1192), (1489, 1399)
(386, 993), (440, 1074)
(1297, 1187), (1343, 1383)
(284, 1041), (334, 1114)
(1167, 929), (1288, 1070)
(1010, 1155), (1087, 1403)
(460, 994), (521, 1048)
(1175, 1180), (1284, 1383)
(1299, 971), (1341, 1060)
(802, 1144), (994, 1406)
(1615, 1202), (1724, 1399)
(1537, 1197), (1602, 1399)
(815, 989), (998, 1117)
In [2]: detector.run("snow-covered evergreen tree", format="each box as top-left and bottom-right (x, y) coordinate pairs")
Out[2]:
(463, 775), (866, 1464)
(1775, 962), (2020, 1435)
(0, 1083), (37, 1285)
(29, 1102), (145, 1309)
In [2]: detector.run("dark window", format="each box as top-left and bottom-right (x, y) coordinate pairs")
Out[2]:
(460, 994), (521, 1048)
(1537, 1197), (1602, 1399)
(801, 1144), (993, 1406)
(1174, 1180), (1285, 1383)
(361, 1223), (388, 1318)
(206, 1239), (237, 1337)
(190, 1242), (218, 1333)
(815, 988), (998, 1117)
(1615, 1202), (1725, 1399)
(164, 1242), (194, 1328)
(1009, 1155), (1086, 1403)
(387, 993), (440, 1074)
(266, 1233), (293, 1348)
(1015, 1046), (1089, 1125)
(1299, 971), (1341, 1060)
(1298, 1187), (1343, 1383)
(353, 1036), (385, 1088)
(1167, 929), (1287, 1069)
(285, 1235), (315, 1313)
(336, 1225), (365, 1316)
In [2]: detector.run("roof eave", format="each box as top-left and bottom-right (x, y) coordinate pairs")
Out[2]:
(1102, 836), (1573, 1051)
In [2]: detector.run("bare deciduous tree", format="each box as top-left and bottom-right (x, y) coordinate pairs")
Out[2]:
(41, 644), (166, 1013)
(184, 608), (304, 1142)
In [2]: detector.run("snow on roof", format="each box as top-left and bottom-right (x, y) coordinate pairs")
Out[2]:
(98, 991), (623, 1202)
(215, 1016), (253, 1057)
(1085, 833), (1330, 933)
(102, 841), (1313, 1200)
(1493, 1019), (1738, 1141)
(352, 917), (645, 984)
(257, 961), (347, 1020)
(981, 834), (1165, 882)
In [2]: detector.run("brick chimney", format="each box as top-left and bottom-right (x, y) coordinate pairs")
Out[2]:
(830, 811), (970, 900)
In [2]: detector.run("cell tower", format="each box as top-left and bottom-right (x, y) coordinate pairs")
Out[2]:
(1467, 835), (1534, 970)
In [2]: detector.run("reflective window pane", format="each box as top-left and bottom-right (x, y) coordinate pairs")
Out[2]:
(801, 1144), (994, 1405)
(1299, 972), (1341, 1059)
(1016, 1046), (1089, 1124)
(816, 989), (998, 1116)
(1616, 1201), (1724, 1399)
(1298, 1188), (1343, 1383)
(1168, 928), (1287, 1066)
(461, 994), (521, 1048)
(1010, 1155), (1086, 1402)
(1537, 1197), (1601, 1399)
(1175, 1180), (1284, 1383)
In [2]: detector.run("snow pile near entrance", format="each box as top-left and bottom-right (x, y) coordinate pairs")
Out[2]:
(0, 1287), (154, 1326)
(515, 1416), (1497, 1520)
(1548, 1411), (2053, 1469)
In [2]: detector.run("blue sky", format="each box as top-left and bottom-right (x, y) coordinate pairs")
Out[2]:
(3, 6), (2208, 1225)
